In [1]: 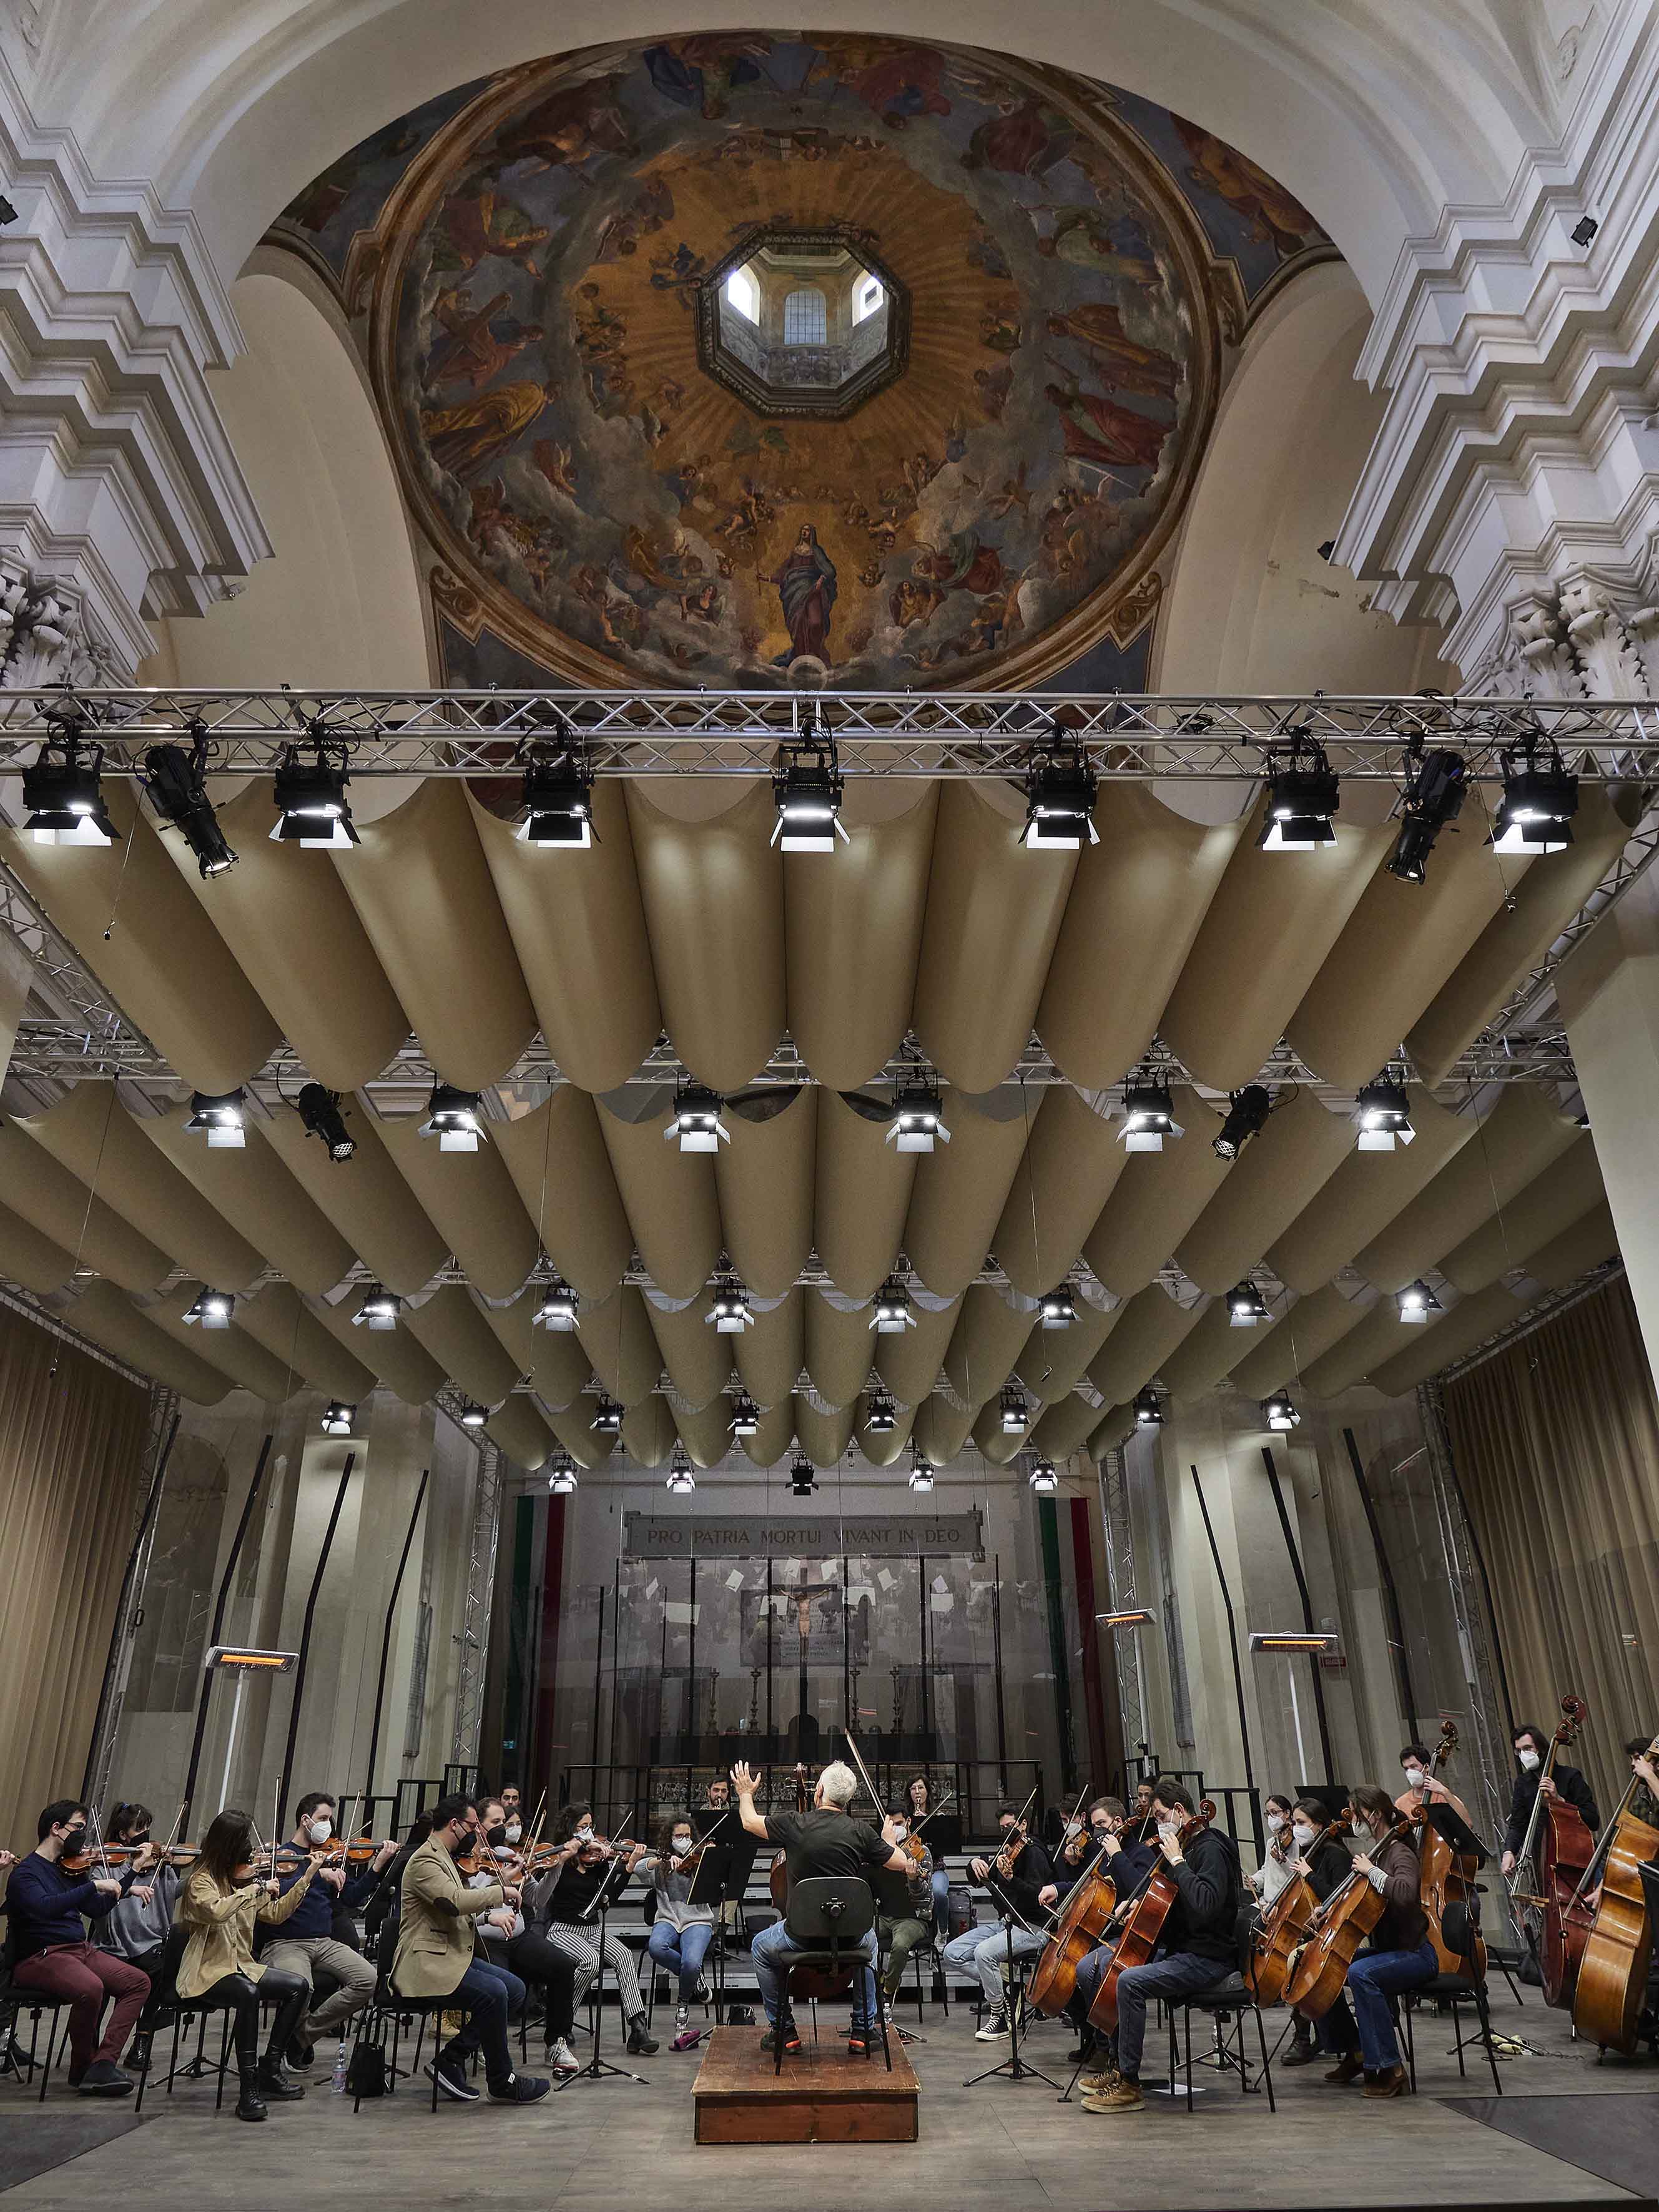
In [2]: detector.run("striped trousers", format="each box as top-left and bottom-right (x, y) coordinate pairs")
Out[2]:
(538, 1922), (645, 2022)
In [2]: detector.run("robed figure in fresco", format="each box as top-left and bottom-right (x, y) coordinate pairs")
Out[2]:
(765, 523), (837, 665)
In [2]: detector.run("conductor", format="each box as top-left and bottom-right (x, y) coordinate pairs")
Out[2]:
(732, 1759), (911, 2056)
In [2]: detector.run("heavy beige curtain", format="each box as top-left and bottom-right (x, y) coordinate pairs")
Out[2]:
(1443, 1272), (1659, 1811)
(0, 1299), (152, 1849)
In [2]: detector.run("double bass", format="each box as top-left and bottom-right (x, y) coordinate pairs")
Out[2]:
(1414, 1719), (1484, 1980)
(1284, 1807), (1417, 2020)
(1086, 1799), (1216, 2035)
(1246, 1809), (1352, 2007)
(1510, 1693), (1595, 2007)
(1571, 1731), (1659, 2055)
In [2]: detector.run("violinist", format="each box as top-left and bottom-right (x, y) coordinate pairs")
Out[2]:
(468, 1797), (580, 2077)
(174, 1809), (317, 2121)
(905, 1774), (953, 1940)
(1312, 1784), (1437, 2099)
(94, 1802), (176, 1985)
(1394, 1743), (1472, 1827)
(1080, 1778), (1240, 2117)
(1126, 1779), (1158, 1841)
(1246, 1794), (1298, 1911)
(1278, 1797), (1353, 2070)
(532, 1801), (657, 2055)
(644, 1814), (716, 2043)
(939, 1801), (1055, 2041)
(260, 1793), (395, 2069)
(6, 1799), (150, 2097)
(876, 1803), (935, 2022)
(1500, 1721), (1600, 1876)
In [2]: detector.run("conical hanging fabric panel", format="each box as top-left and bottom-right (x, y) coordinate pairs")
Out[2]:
(1301, 1297), (1410, 1397)
(1084, 1089), (1227, 1297)
(0, 1117), (170, 1292)
(145, 1282), (297, 1400)
(0, 1199), (75, 1294)
(626, 781), (785, 1089)
(1228, 1284), (1369, 1398)
(944, 1285), (1036, 1406)
(65, 1279), (232, 1403)
(735, 1287), (805, 1408)
(549, 1402), (615, 1469)
(485, 1394), (558, 1470)
(912, 782), (1078, 1091)
(404, 1285), (524, 1405)
(1014, 1298), (1117, 1404)
(598, 1097), (721, 1300)
(912, 1394), (975, 1463)
(624, 1397), (678, 1468)
(311, 1293), (447, 1403)
(1088, 1284), (1202, 1405)
(972, 1400), (1026, 1465)
(494, 1090), (634, 1298)
(1031, 1392), (1100, 1457)
(717, 1089), (815, 1299)
(468, 779), (661, 1093)
(856, 1399), (917, 1467)
(1175, 1089), (1354, 1295)
(137, 1103), (357, 1298)
(233, 1281), (378, 1401)
(1366, 1283), (1527, 1397)
(903, 1090), (1036, 1299)
(1087, 1405), (1137, 1460)
(262, 1094), (449, 1298)
(674, 1398), (737, 1468)
(648, 1290), (733, 1411)
(804, 1290), (878, 1409)
(812, 1089), (914, 1301)
(377, 1113), (539, 1300)
(576, 1286), (663, 1405)
(875, 1294), (960, 1405)
(1038, 787), (1243, 1088)
(1439, 1136), (1605, 1293)
(793, 1394), (857, 1468)
(742, 1398), (795, 1468)
(1266, 1087), (1472, 1294)
(785, 783), (937, 1088)
(992, 1082), (1126, 1296)
(1158, 1297), (1246, 1399)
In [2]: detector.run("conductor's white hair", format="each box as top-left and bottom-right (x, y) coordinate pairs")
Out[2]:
(817, 1761), (858, 1809)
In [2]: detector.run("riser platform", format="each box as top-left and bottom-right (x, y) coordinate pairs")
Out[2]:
(691, 2024), (920, 2143)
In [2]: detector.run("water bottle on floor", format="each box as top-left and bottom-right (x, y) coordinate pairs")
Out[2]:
(332, 2038), (349, 2094)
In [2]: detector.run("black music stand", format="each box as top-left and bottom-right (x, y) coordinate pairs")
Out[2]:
(558, 1855), (647, 2088)
(963, 1907), (1060, 2092)
(874, 1866), (927, 2045)
(689, 1838), (756, 2025)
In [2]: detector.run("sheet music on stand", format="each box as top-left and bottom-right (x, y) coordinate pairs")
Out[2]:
(689, 1837), (758, 2025)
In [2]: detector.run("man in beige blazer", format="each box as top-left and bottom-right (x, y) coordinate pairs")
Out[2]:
(393, 1793), (548, 2104)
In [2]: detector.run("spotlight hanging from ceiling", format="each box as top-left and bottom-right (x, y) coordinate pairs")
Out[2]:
(22, 722), (119, 846)
(1258, 732), (1340, 852)
(420, 1083), (487, 1153)
(185, 1088), (247, 1149)
(1261, 1389), (1301, 1432)
(184, 1287), (234, 1329)
(907, 1448), (934, 1494)
(270, 729), (358, 848)
(514, 725), (594, 847)
(1019, 726), (1100, 850)
(1039, 1285), (1077, 1330)
(1133, 1384), (1165, 1428)
(295, 1082), (355, 1162)
(352, 1282), (400, 1331)
(458, 1401), (488, 1430)
(665, 1083), (729, 1153)
(142, 725), (237, 876)
(1396, 1279), (1442, 1324)
(770, 717), (847, 851)
(789, 1453), (817, 1497)
(1491, 738), (1578, 854)
(1027, 1457), (1060, 1495)
(1227, 1280), (1270, 1328)
(1120, 1076), (1182, 1153)
(591, 1394), (623, 1435)
(865, 1387), (898, 1433)
(548, 1457), (578, 1495)
(1356, 1072), (1414, 1150)
(666, 1452), (696, 1494)
(870, 1277), (917, 1334)
(533, 1276), (579, 1331)
(1213, 1084), (1271, 1161)
(320, 1400), (355, 1437)
(729, 1389), (760, 1438)
(999, 1384), (1028, 1435)
(887, 1071), (948, 1153)
(1386, 744), (1467, 883)
(707, 1277), (755, 1334)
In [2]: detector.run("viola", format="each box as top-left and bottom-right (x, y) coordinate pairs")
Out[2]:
(1414, 1719), (1485, 1981)
(1284, 1809), (1416, 2020)
(1088, 1799), (1216, 2035)
(1571, 1733), (1659, 2055)
(1247, 1809), (1353, 2007)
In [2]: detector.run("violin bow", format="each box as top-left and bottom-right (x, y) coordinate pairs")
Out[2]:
(840, 1728), (886, 1820)
(912, 1786), (957, 1840)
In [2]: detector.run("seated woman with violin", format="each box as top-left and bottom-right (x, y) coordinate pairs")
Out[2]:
(643, 1814), (717, 2045)
(938, 1801), (1056, 2042)
(1312, 1784), (1438, 2100)
(904, 1775), (952, 1941)
(525, 1802), (658, 2056)
(464, 1797), (581, 2077)
(94, 1802), (178, 1985)
(173, 1809), (318, 2122)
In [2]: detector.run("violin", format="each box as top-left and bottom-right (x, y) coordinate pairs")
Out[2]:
(1572, 1731), (1659, 2055)
(1088, 1799), (1216, 2035)
(992, 1827), (1029, 1880)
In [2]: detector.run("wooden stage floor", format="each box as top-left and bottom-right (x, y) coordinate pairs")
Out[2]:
(1, 1982), (1654, 2211)
(692, 2023), (918, 2142)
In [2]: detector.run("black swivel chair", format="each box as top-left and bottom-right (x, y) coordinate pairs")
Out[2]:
(771, 1877), (891, 2075)
(1399, 1892), (1504, 2095)
(347, 1909), (481, 2113)
(1163, 1908), (1277, 2115)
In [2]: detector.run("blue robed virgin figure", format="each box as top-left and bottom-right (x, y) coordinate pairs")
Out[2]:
(766, 523), (837, 666)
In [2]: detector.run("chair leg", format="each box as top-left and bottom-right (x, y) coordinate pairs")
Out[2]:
(1183, 2005), (1194, 2115)
(36, 2009), (57, 2103)
(1474, 1981), (1503, 2097)
(1399, 1999), (1415, 2094)
(214, 2011), (231, 2111)
(1452, 1998), (1467, 2077)
(1253, 2006), (1276, 2113)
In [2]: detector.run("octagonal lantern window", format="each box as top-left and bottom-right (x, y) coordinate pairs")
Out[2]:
(697, 227), (909, 420)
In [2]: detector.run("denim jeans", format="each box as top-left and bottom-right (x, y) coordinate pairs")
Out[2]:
(647, 1919), (714, 2003)
(929, 1866), (951, 1939)
(1315, 1939), (1438, 2071)
(443, 1958), (525, 2090)
(940, 1922), (1046, 2008)
(1113, 1952), (1231, 2082)
(750, 1917), (877, 2030)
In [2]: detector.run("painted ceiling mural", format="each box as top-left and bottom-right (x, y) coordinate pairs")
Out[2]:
(280, 36), (1332, 690)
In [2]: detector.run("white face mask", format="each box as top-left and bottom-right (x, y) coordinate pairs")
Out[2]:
(505, 1821), (521, 1844)
(1156, 1815), (1180, 1837)
(1403, 1766), (1425, 1790)
(1291, 1822), (1314, 1849)
(307, 1818), (332, 1844)
(575, 1824), (594, 1844)
(1518, 1747), (1540, 1772)
(672, 1834), (693, 1856)
(1265, 1810), (1285, 1831)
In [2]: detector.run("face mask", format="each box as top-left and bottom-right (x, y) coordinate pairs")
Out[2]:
(486, 1823), (507, 1848)
(128, 1832), (151, 1849)
(505, 1822), (521, 1844)
(1266, 1810), (1285, 1831)
(1291, 1822), (1314, 1849)
(307, 1819), (332, 1845)
(1518, 1748), (1540, 1772)
(1156, 1815), (1179, 1837)
(1403, 1766), (1425, 1790)
(672, 1834), (693, 1856)
(575, 1824), (594, 1845)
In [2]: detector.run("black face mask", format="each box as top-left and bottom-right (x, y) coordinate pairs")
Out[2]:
(486, 1823), (508, 1849)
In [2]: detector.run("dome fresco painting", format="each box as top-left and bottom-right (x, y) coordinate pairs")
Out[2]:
(278, 34), (1332, 690)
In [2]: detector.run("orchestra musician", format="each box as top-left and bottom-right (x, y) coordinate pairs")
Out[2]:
(645, 1814), (716, 2043)
(466, 1796), (581, 2077)
(533, 1801), (659, 2055)
(1079, 1777), (1241, 2115)
(905, 1774), (953, 1941)
(1245, 1794), (1299, 1911)
(93, 1802), (175, 1983)
(732, 1757), (909, 2058)
(262, 1792), (396, 2068)
(1394, 1743), (1473, 1827)
(174, 1809), (317, 2121)
(1312, 1784), (1437, 2098)
(1055, 1796), (1154, 2068)
(1500, 1721), (1600, 1877)
(939, 1800), (1056, 2042)
(1278, 1797), (1356, 2068)
(876, 1803), (935, 2022)
(5, 1800), (150, 2097)
(393, 1791), (549, 2105)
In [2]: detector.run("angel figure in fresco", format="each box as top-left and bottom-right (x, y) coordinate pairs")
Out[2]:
(1171, 114), (1321, 256)
(643, 34), (772, 117)
(912, 530), (1005, 597)
(531, 437), (578, 501)
(962, 96), (1076, 179)
(807, 39), (950, 124)
(1045, 303), (1180, 400)
(420, 379), (550, 475)
(1044, 357), (1173, 474)
(1036, 207), (1163, 293)
(649, 240), (707, 307)
(429, 289), (544, 391)
(764, 523), (837, 666)
(979, 303), (1023, 355)
(495, 74), (634, 175)
(972, 361), (1013, 420)
(430, 188), (550, 278)
(593, 174), (676, 262)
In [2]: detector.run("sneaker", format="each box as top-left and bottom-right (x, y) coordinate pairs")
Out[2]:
(426, 2056), (480, 2102)
(675, 2003), (690, 2031)
(694, 1973), (711, 2002)
(75, 2058), (134, 2097)
(285, 2034), (315, 2070)
(974, 2008), (1009, 2042)
(847, 2029), (870, 2056)
(1080, 2064), (1119, 2096)
(760, 2023), (800, 2055)
(1081, 2075), (1145, 2114)
(488, 2072), (551, 2103)
(544, 2037), (579, 2077)
(626, 2021), (659, 2056)
(1281, 2038), (1322, 2068)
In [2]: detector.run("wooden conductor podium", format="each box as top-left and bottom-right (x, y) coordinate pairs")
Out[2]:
(692, 2028), (920, 2145)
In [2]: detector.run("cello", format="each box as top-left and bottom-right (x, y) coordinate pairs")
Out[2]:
(1086, 1799), (1216, 2035)
(1570, 1731), (1659, 2056)
(1284, 1806), (1417, 2020)
(1414, 1719), (1484, 1980)
(1509, 1693), (1595, 2007)
(1247, 1809), (1353, 2007)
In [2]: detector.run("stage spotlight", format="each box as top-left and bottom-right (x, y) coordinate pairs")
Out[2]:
(1020, 729), (1099, 850)
(887, 1074), (948, 1153)
(458, 1401), (488, 1429)
(270, 734), (357, 848)
(1027, 1458), (1060, 1495)
(907, 1463), (935, 1496)
(143, 730), (237, 876)
(707, 1277), (755, 1334)
(870, 1279), (917, 1334)
(1000, 1385), (1028, 1435)
(1492, 742), (1578, 854)
(420, 1083), (486, 1153)
(666, 1462), (696, 1494)
(1213, 1085), (1271, 1161)
(296, 1083), (355, 1162)
(1397, 1279), (1442, 1324)
(771, 724), (847, 851)
(729, 1390), (760, 1438)
(320, 1401), (355, 1437)
(352, 1282), (400, 1331)
(184, 1288), (233, 1329)
(865, 1388), (897, 1433)
(1120, 1078), (1182, 1153)
(1133, 1384), (1165, 1428)
(1261, 1389), (1300, 1432)
(548, 1458), (578, 1495)
(1386, 747), (1467, 884)
(789, 1453), (817, 1497)
(592, 1395), (623, 1435)
(185, 1088), (247, 1149)
(515, 731), (594, 847)
(22, 725), (119, 845)
(665, 1083), (729, 1153)
(1258, 737), (1339, 852)
(1039, 1285), (1077, 1330)
(1227, 1280), (1270, 1328)
(1356, 1074), (1414, 1151)
(533, 1276), (579, 1331)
